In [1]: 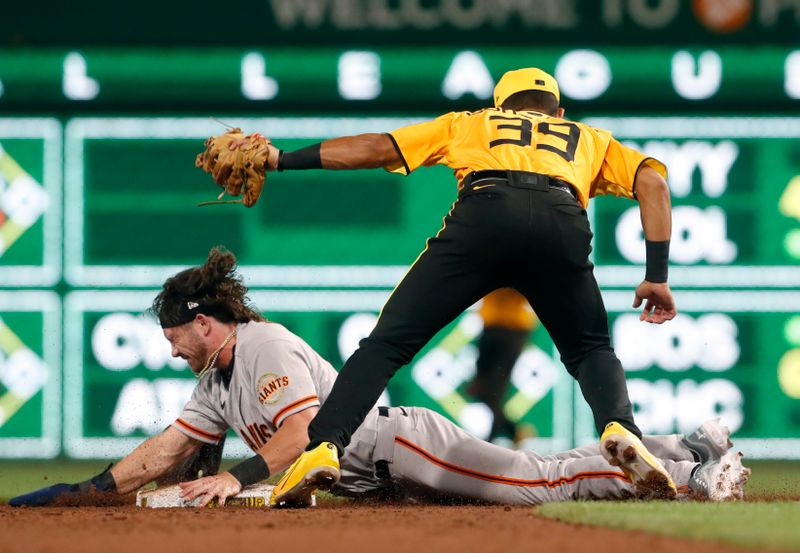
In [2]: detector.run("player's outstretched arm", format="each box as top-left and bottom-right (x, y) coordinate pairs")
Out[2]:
(195, 130), (403, 208)
(8, 427), (201, 506)
(634, 165), (677, 324)
(178, 407), (317, 507)
(320, 133), (402, 170)
(110, 426), (202, 494)
(269, 133), (401, 172)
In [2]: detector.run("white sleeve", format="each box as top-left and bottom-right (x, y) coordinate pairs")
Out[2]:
(250, 340), (321, 429)
(172, 378), (228, 444)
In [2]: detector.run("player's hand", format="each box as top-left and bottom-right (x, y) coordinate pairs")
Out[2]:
(179, 472), (242, 507)
(8, 465), (116, 507)
(265, 142), (280, 171)
(633, 280), (677, 324)
(195, 128), (275, 207)
(8, 483), (80, 507)
(231, 136), (279, 172)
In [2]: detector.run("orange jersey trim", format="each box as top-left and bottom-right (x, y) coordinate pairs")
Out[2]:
(175, 418), (224, 442)
(395, 436), (629, 488)
(272, 395), (319, 427)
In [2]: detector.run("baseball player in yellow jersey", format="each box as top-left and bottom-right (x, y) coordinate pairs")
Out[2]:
(197, 67), (678, 502)
(468, 289), (538, 445)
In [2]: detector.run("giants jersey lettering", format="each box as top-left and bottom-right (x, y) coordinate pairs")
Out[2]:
(172, 321), (338, 452)
(386, 108), (667, 208)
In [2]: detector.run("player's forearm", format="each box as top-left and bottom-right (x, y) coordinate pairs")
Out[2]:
(635, 166), (672, 283)
(636, 166), (672, 242)
(257, 423), (311, 475)
(322, 134), (400, 169)
(276, 133), (401, 171)
(110, 429), (200, 494)
(224, 408), (316, 489)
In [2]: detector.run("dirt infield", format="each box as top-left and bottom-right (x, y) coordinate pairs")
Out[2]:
(1, 502), (747, 553)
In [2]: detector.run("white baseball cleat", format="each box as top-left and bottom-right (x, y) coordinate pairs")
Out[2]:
(682, 418), (733, 463)
(689, 451), (751, 501)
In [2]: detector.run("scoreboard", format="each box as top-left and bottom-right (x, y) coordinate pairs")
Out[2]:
(0, 47), (799, 111)
(1, 45), (799, 460)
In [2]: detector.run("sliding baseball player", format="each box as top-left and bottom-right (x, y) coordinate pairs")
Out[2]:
(9, 248), (748, 507)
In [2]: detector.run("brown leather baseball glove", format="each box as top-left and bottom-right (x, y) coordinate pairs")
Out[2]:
(195, 128), (272, 207)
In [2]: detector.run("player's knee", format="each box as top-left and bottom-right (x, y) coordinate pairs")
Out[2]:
(357, 336), (418, 366)
(561, 344), (617, 377)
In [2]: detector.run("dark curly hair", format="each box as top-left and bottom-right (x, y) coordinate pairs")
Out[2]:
(150, 246), (265, 328)
(501, 90), (559, 115)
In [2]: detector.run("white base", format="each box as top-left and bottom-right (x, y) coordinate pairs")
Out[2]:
(135, 483), (316, 508)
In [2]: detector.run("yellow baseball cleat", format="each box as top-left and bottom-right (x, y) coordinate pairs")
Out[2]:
(600, 422), (677, 499)
(270, 442), (340, 508)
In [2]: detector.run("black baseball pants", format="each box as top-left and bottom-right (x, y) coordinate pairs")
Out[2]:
(308, 171), (639, 453)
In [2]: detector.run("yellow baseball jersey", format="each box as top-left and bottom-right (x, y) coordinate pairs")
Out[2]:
(480, 288), (538, 331)
(386, 108), (667, 208)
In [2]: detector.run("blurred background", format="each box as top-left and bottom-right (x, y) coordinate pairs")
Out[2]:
(0, 0), (799, 489)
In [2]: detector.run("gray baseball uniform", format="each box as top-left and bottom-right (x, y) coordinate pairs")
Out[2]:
(173, 321), (698, 505)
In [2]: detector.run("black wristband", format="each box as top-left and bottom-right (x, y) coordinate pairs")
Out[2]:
(645, 239), (670, 283)
(78, 465), (117, 493)
(228, 455), (270, 487)
(277, 143), (322, 171)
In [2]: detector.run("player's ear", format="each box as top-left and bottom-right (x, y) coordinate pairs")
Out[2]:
(555, 107), (565, 118)
(194, 314), (211, 336)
